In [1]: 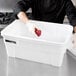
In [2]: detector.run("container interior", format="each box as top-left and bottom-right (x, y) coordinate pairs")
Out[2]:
(1, 20), (73, 44)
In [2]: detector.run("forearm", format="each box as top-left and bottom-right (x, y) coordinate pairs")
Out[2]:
(17, 11), (41, 36)
(17, 11), (29, 23)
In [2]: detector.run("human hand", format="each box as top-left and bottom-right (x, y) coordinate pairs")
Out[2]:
(26, 21), (41, 37)
(73, 26), (76, 33)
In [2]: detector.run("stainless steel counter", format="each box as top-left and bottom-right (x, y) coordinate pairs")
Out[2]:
(0, 38), (76, 76)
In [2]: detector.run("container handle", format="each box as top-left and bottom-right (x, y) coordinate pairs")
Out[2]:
(5, 39), (16, 44)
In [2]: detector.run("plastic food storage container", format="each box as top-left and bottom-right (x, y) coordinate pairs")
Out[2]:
(1, 20), (73, 67)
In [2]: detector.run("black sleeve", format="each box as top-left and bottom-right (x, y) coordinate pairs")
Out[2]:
(13, 0), (31, 19)
(65, 0), (76, 26)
